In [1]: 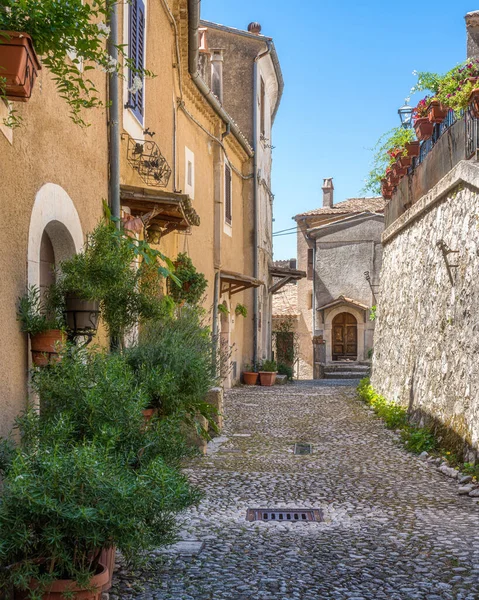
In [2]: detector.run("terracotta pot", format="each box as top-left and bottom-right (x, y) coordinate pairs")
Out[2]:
(405, 141), (420, 158)
(30, 330), (66, 367)
(99, 548), (116, 592)
(399, 154), (412, 168)
(142, 407), (158, 424)
(64, 295), (100, 334)
(414, 117), (434, 141)
(469, 88), (479, 118)
(15, 564), (109, 600)
(392, 161), (407, 177)
(259, 371), (277, 386)
(427, 100), (448, 124)
(0, 31), (41, 101)
(380, 180), (393, 200)
(243, 371), (259, 385)
(386, 169), (398, 187)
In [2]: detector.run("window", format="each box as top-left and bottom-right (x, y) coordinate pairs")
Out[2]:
(225, 163), (232, 225)
(260, 77), (266, 137)
(307, 248), (314, 280)
(184, 147), (195, 199)
(128, 0), (145, 123)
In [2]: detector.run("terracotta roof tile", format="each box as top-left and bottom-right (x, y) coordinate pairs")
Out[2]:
(295, 197), (385, 219)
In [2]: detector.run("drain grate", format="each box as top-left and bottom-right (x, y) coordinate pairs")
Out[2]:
(246, 508), (323, 522)
(294, 443), (312, 455)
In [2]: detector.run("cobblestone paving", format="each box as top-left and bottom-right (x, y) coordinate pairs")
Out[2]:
(111, 382), (479, 600)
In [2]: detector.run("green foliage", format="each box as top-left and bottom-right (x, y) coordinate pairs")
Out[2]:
(59, 218), (174, 344)
(217, 303), (229, 316)
(260, 359), (277, 373)
(0, 1), (153, 128)
(410, 71), (442, 95)
(17, 285), (65, 336)
(363, 127), (416, 195)
(273, 316), (299, 366)
(243, 362), (257, 373)
(277, 363), (293, 381)
(235, 303), (248, 318)
(357, 378), (437, 454)
(369, 305), (377, 321)
(168, 253), (207, 306)
(124, 308), (219, 435)
(0, 347), (200, 598)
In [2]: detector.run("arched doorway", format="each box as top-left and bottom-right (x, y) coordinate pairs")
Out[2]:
(332, 312), (357, 361)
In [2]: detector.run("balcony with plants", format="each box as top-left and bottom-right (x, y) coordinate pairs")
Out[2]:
(365, 60), (479, 229)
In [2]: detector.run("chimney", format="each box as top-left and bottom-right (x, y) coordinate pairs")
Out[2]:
(466, 11), (479, 59)
(322, 178), (334, 208)
(289, 258), (297, 270)
(248, 22), (262, 35)
(210, 49), (224, 103)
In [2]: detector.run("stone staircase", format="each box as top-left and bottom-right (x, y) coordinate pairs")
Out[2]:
(323, 362), (370, 380)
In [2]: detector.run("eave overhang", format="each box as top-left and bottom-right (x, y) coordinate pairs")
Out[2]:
(220, 270), (263, 297)
(120, 185), (200, 238)
(269, 265), (306, 294)
(316, 296), (369, 312)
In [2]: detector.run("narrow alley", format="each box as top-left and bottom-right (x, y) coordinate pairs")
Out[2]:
(111, 383), (479, 600)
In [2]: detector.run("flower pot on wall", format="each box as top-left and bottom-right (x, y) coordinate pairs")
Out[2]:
(469, 88), (479, 118)
(414, 118), (434, 141)
(0, 31), (41, 101)
(427, 101), (448, 124)
(399, 154), (412, 169)
(243, 372), (259, 385)
(381, 180), (393, 200)
(14, 564), (109, 600)
(30, 330), (66, 367)
(259, 371), (277, 386)
(405, 141), (420, 158)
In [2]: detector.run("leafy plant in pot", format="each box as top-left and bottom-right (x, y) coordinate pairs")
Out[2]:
(17, 285), (66, 366)
(259, 359), (277, 387)
(168, 253), (208, 306)
(242, 362), (258, 386)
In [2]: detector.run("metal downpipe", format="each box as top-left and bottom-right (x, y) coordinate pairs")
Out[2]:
(108, 0), (121, 229)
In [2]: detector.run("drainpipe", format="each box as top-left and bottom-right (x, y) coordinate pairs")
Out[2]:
(212, 271), (220, 375)
(108, 0), (121, 229)
(253, 41), (273, 366)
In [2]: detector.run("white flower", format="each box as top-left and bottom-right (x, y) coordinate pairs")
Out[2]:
(129, 75), (143, 94)
(412, 70), (418, 76)
(404, 97), (410, 104)
(101, 56), (118, 73)
(97, 21), (111, 37)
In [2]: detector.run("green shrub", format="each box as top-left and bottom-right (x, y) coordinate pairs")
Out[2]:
(168, 253), (207, 306)
(260, 359), (277, 372)
(17, 285), (65, 335)
(278, 363), (293, 380)
(401, 427), (437, 454)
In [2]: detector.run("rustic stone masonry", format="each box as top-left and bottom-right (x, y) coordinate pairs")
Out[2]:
(372, 160), (479, 460)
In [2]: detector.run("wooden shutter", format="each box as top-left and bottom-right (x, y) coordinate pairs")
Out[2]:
(128, 0), (145, 122)
(225, 164), (232, 225)
(307, 248), (314, 280)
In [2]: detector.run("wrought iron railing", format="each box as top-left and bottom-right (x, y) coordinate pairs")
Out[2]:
(465, 107), (479, 158)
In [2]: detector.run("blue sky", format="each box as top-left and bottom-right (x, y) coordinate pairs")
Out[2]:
(201, 0), (477, 259)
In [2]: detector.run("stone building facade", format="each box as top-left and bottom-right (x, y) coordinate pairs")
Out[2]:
(0, 2), (283, 437)
(294, 180), (385, 376)
(371, 12), (479, 459)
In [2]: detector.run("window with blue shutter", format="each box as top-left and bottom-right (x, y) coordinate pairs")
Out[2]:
(128, 0), (145, 123)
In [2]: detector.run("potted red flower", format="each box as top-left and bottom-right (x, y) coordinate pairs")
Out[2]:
(414, 97), (434, 141)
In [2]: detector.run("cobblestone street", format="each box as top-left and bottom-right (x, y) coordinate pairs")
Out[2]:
(111, 382), (479, 600)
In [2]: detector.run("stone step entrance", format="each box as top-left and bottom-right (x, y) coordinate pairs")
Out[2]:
(324, 362), (370, 380)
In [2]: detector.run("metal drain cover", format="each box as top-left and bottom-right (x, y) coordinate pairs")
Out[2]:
(294, 443), (312, 455)
(246, 508), (323, 522)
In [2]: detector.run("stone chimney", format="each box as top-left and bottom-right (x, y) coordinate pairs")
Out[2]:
(466, 11), (479, 59)
(322, 178), (334, 208)
(289, 258), (297, 270)
(248, 22), (262, 35)
(210, 49), (224, 104)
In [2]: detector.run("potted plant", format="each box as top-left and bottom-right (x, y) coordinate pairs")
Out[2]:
(235, 303), (248, 318)
(258, 359), (277, 386)
(405, 141), (420, 158)
(168, 253), (208, 306)
(380, 179), (393, 200)
(242, 362), (258, 385)
(17, 285), (66, 366)
(0, 31), (41, 101)
(427, 98), (448, 124)
(0, 0), (152, 127)
(414, 97), (434, 141)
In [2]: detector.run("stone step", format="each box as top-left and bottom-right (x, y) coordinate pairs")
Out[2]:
(325, 365), (370, 373)
(324, 372), (365, 380)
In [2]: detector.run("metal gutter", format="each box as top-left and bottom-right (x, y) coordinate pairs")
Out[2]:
(108, 0), (120, 228)
(187, 0), (253, 158)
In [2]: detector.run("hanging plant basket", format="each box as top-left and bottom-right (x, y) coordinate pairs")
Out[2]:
(414, 118), (434, 141)
(469, 88), (479, 118)
(405, 141), (420, 158)
(427, 100), (448, 124)
(64, 294), (101, 336)
(0, 31), (41, 101)
(30, 330), (66, 367)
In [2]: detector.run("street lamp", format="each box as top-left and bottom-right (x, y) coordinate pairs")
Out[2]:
(398, 102), (414, 129)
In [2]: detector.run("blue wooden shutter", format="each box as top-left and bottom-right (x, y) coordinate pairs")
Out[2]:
(128, 0), (145, 122)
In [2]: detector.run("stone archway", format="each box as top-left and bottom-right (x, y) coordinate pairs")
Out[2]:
(28, 183), (83, 288)
(324, 305), (366, 363)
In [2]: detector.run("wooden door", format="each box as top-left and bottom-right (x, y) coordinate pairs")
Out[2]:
(332, 312), (357, 361)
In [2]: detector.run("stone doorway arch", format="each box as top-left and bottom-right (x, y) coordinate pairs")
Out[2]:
(323, 305), (366, 363)
(332, 312), (357, 361)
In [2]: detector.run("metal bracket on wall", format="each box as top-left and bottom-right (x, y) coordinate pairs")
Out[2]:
(364, 271), (379, 304)
(437, 239), (459, 286)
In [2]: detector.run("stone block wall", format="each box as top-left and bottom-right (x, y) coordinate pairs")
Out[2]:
(372, 163), (479, 459)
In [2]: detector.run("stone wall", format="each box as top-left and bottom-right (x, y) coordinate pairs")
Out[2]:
(372, 161), (479, 459)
